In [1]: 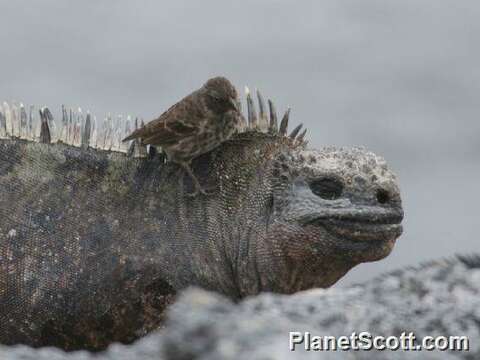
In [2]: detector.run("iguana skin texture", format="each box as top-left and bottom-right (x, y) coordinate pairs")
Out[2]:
(0, 132), (403, 351)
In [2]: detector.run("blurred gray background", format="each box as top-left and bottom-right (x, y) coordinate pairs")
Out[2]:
(0, 0), (478, 285)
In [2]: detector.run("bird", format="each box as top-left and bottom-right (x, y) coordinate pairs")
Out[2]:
(123, 76), (244, 196)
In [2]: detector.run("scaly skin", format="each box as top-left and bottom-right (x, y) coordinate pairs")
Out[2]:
(0, 131), (403, 351)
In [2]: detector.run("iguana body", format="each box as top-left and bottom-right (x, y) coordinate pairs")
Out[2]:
(0, 94), (403, 351)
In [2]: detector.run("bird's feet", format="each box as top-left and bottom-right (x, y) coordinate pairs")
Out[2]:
(184, 183), (215, 198)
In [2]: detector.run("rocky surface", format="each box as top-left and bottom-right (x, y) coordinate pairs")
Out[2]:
(1, 255), (479, 360)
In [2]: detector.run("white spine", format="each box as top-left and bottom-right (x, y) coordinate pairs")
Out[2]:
(3, 102), (12, 137)
(45, 107), (56, 143)
(61, 105), (68, 143)
(0, 101), (143, 153)
(34, 107), (41, 139)
(19, 103), (27, 139)
(90, 114), (97, 148)
(11, 102), (19, 137)
(122, 115), (132, 152)
(0, 103), (6, 138)
(73, 108), (82, 147)
(27, 105), (34, 140)
(113, 114), (123, 151)
(98, 115), (107, 150)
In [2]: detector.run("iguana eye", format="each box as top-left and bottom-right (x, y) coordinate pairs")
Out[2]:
(309, 177), (343, 200)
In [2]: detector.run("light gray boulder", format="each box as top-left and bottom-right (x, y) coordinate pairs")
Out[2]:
(1, 255), (478, 360)
(161, 255), (480, 360)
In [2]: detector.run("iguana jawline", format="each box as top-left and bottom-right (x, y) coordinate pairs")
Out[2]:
(305, 207), (403, 242)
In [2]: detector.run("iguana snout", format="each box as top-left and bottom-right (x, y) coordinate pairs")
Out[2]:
(290, 164), (403, 247)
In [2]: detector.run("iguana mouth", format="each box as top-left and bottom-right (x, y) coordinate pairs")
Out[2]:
(322, 220), (403, 242)
(306, 208), (403, 242)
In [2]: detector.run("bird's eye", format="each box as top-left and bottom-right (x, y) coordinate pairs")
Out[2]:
(309, 177), (343, 200)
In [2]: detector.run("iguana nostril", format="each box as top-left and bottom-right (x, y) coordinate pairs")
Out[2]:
(376, 188), (390, 204)
(309, 177), (344, 200)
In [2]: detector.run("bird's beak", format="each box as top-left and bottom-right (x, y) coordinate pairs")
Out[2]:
(229, 98), (239, 112)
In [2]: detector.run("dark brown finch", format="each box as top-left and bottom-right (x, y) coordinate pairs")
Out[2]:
(123, 76), (244, 196)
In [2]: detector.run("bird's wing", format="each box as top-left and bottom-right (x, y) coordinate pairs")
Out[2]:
(122, 91), (202, 145)
(140, 119), (198, 145)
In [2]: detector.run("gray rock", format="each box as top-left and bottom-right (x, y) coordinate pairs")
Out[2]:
(1, 255), (479, 359)
(162, 255), (480, 360)
(0, 334), (165, 360)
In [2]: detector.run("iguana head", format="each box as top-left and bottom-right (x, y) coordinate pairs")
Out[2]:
(262, 145), (403, 290)
(215, 89), (404, 296)
(219, 136), (403, 296)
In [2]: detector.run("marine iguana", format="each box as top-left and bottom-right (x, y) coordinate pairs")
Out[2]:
(0, 88), (403, 351)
